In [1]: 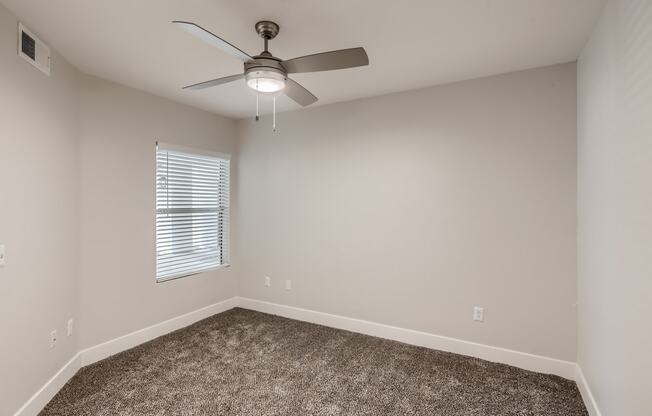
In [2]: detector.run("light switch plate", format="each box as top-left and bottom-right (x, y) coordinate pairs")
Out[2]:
(0, 245), (5, 266)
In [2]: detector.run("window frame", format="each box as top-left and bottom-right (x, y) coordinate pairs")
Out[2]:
(155, 141), (231, 283)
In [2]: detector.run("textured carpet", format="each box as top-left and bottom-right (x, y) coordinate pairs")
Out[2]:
(40, 308), (588, 416)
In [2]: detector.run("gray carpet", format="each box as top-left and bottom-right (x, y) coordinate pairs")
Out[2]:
(40, 308), (588, 415)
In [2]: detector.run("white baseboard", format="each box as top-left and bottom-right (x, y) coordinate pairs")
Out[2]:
(81, 296), (239, 366)
(575, 365), (602, 416)
(13, 297), (239, 416)
(12, 352), (82, 416)
(15, 295), (585, 416)
(237, 297), (577, 380)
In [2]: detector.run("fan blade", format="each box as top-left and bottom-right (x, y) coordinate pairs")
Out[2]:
(282, 47), (369, 73)
(284, 78), (318, 106)
(172, 21), (252, 62)
(183, 74), (243, 90)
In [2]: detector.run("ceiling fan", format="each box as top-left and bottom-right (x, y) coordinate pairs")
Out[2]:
(172, 20), (369, 109)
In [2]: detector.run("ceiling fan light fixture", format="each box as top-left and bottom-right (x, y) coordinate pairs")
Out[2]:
(246, 69), (286, 93)
(174, 19), (368, 108)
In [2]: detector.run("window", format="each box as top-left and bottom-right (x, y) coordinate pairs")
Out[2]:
(156, 142), (230, 281)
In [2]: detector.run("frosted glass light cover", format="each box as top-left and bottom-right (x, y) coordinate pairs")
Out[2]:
(246, 69), (286, 93)
(247, 77), (285, 93)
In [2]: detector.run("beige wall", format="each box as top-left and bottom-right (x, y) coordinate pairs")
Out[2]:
(77, 74), (238, 349)
(0, 4), (80, 415)
(577, 0), (652, 414)
(0, 4), (238, 413)
(236, 63), (578, 361)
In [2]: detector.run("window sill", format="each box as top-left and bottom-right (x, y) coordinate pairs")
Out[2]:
(156, 264), (231, 283)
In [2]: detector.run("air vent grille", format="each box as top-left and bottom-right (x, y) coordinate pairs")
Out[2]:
(18, 23), (50, 76)
(21, 31), (36, 60)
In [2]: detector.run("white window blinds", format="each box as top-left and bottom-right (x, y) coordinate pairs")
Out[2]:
(156, 142), (230, 281)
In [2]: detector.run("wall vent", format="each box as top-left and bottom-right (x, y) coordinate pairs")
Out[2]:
(18, 23), (50, 76)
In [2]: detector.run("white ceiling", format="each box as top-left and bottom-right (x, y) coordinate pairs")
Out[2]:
(2, 0), (604, 119)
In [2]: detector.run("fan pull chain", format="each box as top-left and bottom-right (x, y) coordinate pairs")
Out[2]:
(273, 95), (277, 132)
(255, 93), (259, 122)
(255, 80), (260, 122)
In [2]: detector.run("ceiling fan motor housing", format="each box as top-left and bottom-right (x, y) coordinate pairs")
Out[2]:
(245, 56), (286, 75)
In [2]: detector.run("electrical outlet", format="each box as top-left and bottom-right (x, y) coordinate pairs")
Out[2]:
(473, 307), (484, 322)
(264, 276), (271, 287)
(285, 279), (292, 291)
(67, 319), (74, 336)
(0, 244), (5, 267)
(50, 330), (57, 348)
